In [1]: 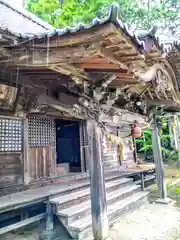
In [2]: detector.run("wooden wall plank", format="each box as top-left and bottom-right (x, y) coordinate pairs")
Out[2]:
(0, 153), (23, 188)
(28, 146), (57, 182)
(49, 147), (56, 177)
(42, 148), (46, 178)
(35, 148), (38, 180)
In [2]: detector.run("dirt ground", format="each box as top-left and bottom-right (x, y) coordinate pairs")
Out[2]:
(109, 203), (180, 240)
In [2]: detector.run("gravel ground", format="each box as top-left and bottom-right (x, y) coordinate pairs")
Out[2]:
(109, 203), (180, 240)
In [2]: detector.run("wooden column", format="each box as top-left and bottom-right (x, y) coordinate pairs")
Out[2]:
(46, 201), (54, 231)
(174, 116), (180, 166)
(168, 117), (174, 148)
(151, 115), (169, 203)
(41, 200), (54, 240)
(79, 122), (88, 172)
(86, 120), (109, 240)
(23, 118), (29, 185)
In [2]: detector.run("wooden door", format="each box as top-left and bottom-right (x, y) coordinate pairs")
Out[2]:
(28, 115), (56, 182)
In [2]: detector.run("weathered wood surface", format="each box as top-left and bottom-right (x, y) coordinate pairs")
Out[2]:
(46, 201), (54, 231)
(0, 213), (46, 235)
(0, 170), (89, 198)
(174, 116), (180, 164)
(0, 166), (148, 214)
(86, 120), (108, 240)
(168, 117), (174, 148)
(0, 153), (23, 187)
(29, 147), (56, 182)
(0, 174), (91, 213)
(151, 115), (167, 199)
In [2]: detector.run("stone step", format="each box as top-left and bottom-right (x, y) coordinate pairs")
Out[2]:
(68, 191), (148, 239)
(58, 184), (140, 225)
(50, 177), (132, 209)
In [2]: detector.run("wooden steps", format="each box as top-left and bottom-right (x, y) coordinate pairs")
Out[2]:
(50, 173), (149, 239)
(58, 184), (140, 226)
(68, 192), (148, 240)
(50, 177), (132, 208)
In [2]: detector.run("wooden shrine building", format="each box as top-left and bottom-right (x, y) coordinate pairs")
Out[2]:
(0, 3), (180, 240)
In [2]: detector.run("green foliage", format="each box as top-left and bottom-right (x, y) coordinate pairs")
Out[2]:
(167, 185), (180, 196)
(173, 186), (180, 195)
(26, 0), (111, 27)
(136, 119), (178, 162)
(25, 0), (180, 29)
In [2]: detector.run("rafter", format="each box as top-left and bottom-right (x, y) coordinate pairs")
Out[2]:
(98, 47), (128, 70)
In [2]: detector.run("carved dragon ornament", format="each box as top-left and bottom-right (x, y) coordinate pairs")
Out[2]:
(134, 63), (179, 102)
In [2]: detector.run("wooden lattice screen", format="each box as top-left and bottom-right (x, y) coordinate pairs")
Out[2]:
(0, 118), (23, 152)
(28, 116), (55, 148)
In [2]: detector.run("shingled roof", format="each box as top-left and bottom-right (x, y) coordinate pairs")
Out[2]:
(16, 3), (180, 55)
(15, 3), (161, 56)
(1, 1), (179, 54)
(0, 0), (54, 37)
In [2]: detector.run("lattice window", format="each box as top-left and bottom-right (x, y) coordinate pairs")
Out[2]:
(28, 116), (55, 148)
(0, 118), (23, 152)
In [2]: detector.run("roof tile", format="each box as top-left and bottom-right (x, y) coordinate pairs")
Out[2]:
(0, 0), (54, 37)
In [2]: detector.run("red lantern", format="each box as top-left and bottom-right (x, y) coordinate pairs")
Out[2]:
(131, 121), (142, 138)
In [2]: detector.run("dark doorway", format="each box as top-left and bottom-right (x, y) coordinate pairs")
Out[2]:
(55, 119), (81, 172)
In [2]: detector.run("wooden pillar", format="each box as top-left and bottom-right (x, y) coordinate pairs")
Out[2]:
(23, 117), (29, 185)
(151, 115), (169, 203)
(168, 117), (174, 148)
(174, 115), (180, 166)
(79, 122), (88, 172)
(86, 120), (109, 240)
(41, 200), (54, 240)
(46, 201), (54, 231)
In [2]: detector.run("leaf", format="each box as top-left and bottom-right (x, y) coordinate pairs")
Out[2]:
(26, 0), (179, 29)
(139, 144), (152, 152)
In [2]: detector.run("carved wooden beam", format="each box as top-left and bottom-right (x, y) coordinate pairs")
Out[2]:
(134, 63), (180, 103)
(48, 64), (89, 82)
(1, 44), (99, 66)
(147, 98), (176, 107)
(99, 112), (147, 126)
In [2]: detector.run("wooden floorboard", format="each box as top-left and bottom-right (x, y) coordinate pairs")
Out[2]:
(0, 179), (89, 213)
